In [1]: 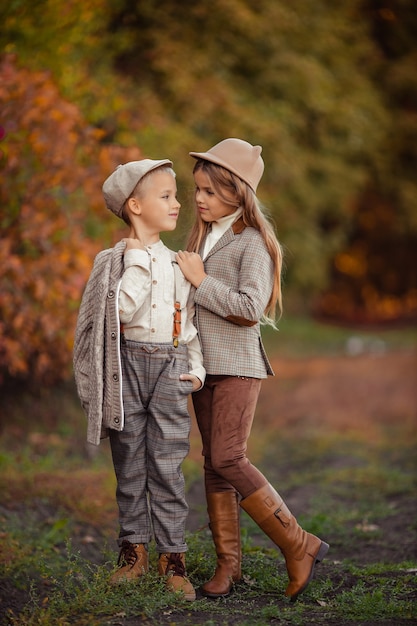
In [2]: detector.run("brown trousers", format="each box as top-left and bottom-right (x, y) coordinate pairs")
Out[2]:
(192, 374), (267, 497)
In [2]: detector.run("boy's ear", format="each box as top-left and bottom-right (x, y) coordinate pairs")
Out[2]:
(126, 196), (142, 216)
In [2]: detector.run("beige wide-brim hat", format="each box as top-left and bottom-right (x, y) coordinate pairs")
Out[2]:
(102, 158), (173, 217)
(189, 138), (264, 192)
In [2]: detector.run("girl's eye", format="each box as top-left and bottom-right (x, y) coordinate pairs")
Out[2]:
(195, 186), (214, 196)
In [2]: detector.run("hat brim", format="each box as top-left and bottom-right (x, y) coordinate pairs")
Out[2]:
(189, 151), (255, 191)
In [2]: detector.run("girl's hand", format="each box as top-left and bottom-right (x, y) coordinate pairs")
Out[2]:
(176, 250), (207, 288)
(180, 373), (202, 392)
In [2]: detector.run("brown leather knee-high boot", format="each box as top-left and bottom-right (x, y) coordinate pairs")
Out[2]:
(201, 491), (242, 598)
(240, 483), (329, 602)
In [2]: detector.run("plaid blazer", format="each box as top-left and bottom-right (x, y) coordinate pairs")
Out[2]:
(194, 219), (275, 378)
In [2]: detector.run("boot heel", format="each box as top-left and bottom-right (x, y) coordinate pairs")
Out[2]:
(315, 541), (329, 563)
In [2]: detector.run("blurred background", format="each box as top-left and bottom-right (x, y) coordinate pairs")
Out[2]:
(0, 0), (416, 391)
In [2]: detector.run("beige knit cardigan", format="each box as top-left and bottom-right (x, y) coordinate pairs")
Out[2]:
(73, 241), (126, 446)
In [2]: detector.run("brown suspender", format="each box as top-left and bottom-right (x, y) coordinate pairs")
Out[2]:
(171, 260), (182, 348)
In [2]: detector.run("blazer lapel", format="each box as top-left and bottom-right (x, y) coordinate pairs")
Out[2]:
(203, 217), (246, 260)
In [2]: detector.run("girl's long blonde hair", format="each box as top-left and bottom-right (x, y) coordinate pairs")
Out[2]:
(186, 160), (283, 324)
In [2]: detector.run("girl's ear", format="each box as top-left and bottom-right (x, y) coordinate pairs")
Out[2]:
(126, 196), (141, 216)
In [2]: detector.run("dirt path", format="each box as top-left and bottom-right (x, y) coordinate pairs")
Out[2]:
(186, 349), (417, 529)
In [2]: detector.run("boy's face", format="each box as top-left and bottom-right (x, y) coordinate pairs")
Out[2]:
(135, 170), (180, 234)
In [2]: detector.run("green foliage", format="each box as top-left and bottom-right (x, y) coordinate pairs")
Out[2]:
(102, 0), (389, 290)
(0, 0), (395, 285)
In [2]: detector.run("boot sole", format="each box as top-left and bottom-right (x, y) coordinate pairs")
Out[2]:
(289, 541), (330, 603)
(201, 587), (233, 599)
(201, 578), (242, 599)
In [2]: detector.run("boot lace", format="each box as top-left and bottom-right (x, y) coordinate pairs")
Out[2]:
(117, 540), (139, 568)
(165, 553), (186, 578)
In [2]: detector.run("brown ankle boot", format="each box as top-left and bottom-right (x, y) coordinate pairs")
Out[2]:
(201, 491), (241, 598)
(110, 541), (148, 584)
(158, 552), (196, 601)
(240, 483), (329, 602)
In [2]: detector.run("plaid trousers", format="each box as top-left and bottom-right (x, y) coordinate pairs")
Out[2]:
(109, 339), (193, 553)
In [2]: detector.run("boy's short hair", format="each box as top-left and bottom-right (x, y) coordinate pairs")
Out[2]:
(102, 159), (173, 218)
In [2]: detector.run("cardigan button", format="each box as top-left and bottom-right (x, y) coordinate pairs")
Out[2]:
(113, 373), (119, 381)
(114, 417), (120, 424)
(108, 290), (115, 298)
(111, 332), (116, 339)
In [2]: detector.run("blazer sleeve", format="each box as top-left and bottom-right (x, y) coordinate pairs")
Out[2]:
(194, 233), (274, 326)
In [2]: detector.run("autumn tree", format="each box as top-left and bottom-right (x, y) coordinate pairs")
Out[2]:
(0, 54), (138, 385)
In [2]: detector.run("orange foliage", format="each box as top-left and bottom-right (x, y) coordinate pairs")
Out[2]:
(0, 54), (140, 385)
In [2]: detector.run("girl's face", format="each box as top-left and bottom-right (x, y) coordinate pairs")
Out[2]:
(194, 168), (238, 223)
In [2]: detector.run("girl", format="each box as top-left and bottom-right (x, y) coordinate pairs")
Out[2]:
(176, 138), (329, 602)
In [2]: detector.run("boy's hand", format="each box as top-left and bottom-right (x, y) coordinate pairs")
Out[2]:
(176, 251), (207, 288)
(180, 373), (202, 392)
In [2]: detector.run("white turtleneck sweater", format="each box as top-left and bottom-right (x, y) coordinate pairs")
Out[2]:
(202, 207), (243, 259)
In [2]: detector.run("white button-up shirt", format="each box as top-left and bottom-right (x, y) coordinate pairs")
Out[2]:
(119, 240), (205, 384)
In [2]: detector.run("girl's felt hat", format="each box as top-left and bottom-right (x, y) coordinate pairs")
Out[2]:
(189, 138), (264, 192)
(102, 158), (173, 217)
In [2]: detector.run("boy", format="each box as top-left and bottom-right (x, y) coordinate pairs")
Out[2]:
(73, 159), (205, 601)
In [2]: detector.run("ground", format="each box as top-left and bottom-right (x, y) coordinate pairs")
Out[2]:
(1, 349), (416, 624)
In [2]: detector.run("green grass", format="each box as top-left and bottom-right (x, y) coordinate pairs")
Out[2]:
(262, 314), (417, 357)
(1, 424), (415, 625)
(2, 527), (416, 625)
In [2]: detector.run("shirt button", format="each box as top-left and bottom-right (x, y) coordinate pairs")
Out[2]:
(151, 328), (156, 333)
(152, 257), (157, 262)
(152, 280), (157, 285)
(152, 303), (157, 308)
